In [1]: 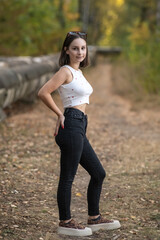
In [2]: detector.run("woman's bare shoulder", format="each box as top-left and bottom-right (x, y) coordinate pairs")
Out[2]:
(59, 66), (72, 76)
(53, 66), (72, 85)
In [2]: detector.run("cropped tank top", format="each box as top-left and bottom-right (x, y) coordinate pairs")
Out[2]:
(57, 65), (93, 108)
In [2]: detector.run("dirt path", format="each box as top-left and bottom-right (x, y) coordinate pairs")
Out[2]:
(0, 62), (160, 240)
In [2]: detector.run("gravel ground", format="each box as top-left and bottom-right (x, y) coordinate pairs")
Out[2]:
(0, 62), (160, 240)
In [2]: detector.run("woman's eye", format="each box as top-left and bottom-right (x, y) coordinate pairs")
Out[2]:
(72, 47), (86, 50)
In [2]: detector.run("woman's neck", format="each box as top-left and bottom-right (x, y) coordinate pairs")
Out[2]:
(69, 63), (80, 71)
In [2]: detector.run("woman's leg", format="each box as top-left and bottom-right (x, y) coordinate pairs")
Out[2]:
(80, 136), (106, 216)
(80, 136), (121, 232)
(57, 131), (84, 220)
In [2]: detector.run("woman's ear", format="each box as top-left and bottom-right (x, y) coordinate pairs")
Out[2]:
(64, 46), (69, 54)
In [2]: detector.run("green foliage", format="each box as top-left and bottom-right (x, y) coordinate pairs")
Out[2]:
(126, 37), (160, 94)
(0, 0), (80, 56)
(99, 0), (160, 95)
(122, 1), (160, 95)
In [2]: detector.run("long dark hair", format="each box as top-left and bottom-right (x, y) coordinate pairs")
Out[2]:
(59, 32), (89, 68)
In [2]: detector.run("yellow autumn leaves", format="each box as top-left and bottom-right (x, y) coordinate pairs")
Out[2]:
(76, 192), (82, 197)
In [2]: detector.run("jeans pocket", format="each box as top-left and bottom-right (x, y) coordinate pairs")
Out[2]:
(63, 114), (83, 131)
(55, 128), (64, 146)
(73, 114), (83, 120)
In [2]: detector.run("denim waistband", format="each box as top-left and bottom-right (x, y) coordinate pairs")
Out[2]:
(64, 108), (87, 119)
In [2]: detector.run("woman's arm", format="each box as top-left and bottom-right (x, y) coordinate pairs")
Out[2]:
(37, 67), (69, 135)
(38, 68), (67, 115)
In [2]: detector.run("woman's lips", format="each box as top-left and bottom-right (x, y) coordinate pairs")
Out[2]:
(76, 56), (83, 59)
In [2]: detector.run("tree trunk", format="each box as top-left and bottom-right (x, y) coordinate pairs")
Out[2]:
(78, 0), (83, 21)
(156, 0), (160, 28)
(81, 0), (91, 32)
(57, 0), (66, 28)
(156, 0), (160, 39)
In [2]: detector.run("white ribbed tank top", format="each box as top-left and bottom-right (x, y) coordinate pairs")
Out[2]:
(58, 65), (93, 108)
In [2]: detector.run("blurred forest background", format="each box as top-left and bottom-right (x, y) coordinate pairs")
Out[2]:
(0, 0), (160, 97)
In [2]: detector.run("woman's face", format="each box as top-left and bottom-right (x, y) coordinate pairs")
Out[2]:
(66, 38), (87, 64)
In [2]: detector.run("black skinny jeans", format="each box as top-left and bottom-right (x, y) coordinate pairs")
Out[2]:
(55, 108), (106, 221)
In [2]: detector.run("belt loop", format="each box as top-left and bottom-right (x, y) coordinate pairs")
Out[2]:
(65, 108), (69, 114)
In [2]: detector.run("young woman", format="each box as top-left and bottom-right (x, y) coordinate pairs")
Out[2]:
(38, 31), (121, 236)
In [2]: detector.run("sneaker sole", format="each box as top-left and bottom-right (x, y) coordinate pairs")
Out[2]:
(57, 226), (92, 236)
(88, 220), (121, 232)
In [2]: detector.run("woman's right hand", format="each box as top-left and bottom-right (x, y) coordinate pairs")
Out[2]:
(54, 114), (65, 136)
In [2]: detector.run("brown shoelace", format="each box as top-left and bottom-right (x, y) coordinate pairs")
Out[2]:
(59, 219), (85, 229)
(88, 215), (114, 225)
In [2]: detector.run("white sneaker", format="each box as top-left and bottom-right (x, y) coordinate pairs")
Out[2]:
(57, 219), (92, 236)
(88, 215), (121, 232)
